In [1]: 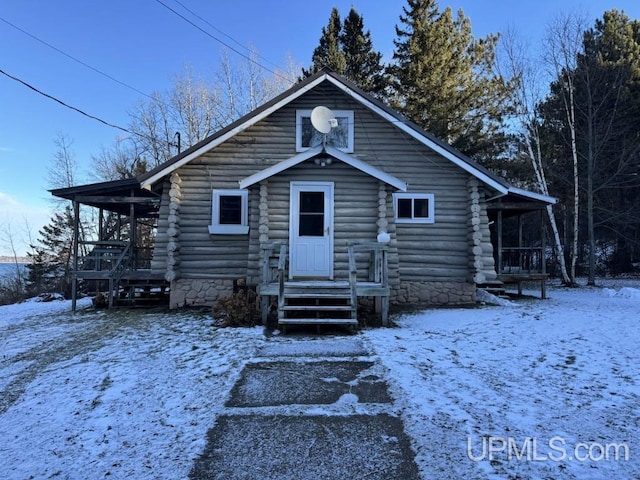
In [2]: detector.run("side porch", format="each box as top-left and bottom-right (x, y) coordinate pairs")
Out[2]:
(50, 178), (168, 310)
(487, 191), (552, 299)
(259, 242), (390, 329)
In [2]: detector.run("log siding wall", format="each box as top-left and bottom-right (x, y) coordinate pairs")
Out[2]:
(156, 82), (497, 307)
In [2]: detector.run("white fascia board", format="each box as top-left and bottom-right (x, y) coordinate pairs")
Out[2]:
(509, 186), (558, 205)
(324, 146), (407, 191)
(240, 145), (407, 191)
(324, 76), (509, 195)
(239, 146), (323, 189)
(141, 75), (332, 189)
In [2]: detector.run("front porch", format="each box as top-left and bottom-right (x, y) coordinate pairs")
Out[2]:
(259, 242), (390, 329)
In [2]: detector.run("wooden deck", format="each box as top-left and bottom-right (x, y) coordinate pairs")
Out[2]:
(497, 273), (549, 299)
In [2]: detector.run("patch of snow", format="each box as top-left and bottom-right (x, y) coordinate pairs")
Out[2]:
(476, 288), (519, 306)
(1, 282), (639, 479)
(615, 287), (640, 299)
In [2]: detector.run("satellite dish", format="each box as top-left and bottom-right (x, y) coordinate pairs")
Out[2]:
(310, 106), (334, 134)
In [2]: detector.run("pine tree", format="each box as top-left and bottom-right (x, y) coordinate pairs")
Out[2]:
(302, 7), (386, 96)
(389, 0), (513, 161)
(26, 206), (76, 296)
(302, 8), (346, 77)
(340, 7), (387, 96)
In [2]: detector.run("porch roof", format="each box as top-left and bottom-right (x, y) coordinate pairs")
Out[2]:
(50, 178), (161, 217)
(487, 187), (557, 219)
(238, 145), (408, 191)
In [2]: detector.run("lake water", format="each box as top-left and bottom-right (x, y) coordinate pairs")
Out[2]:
(0, 263), (27, 280)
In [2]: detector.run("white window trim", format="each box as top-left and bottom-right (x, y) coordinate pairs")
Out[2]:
(208, 189), (249, 234)
(296, 109), (354, 153)
(393, 192), (435, 224)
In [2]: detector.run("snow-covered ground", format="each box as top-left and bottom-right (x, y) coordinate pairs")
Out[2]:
(1, 279), (639, 479)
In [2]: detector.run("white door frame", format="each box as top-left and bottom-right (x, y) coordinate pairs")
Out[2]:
(289, 181), (334, 279)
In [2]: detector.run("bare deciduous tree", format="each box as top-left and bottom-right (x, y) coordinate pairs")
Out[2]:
(92, 48), (299, 181)
(544, 11), (588, 283)
(498, 28), (572, 285)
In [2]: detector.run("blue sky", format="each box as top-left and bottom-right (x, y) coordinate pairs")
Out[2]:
(1, 0), (639, 256)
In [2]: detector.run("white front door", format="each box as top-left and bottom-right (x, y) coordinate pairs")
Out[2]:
(289, 181), (334, 278)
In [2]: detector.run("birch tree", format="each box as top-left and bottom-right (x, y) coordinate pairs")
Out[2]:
(499, 30), (571, 284)
(543, 11), (588, 283)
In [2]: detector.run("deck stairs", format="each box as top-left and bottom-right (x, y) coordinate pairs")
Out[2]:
(278, 281), (358, 329)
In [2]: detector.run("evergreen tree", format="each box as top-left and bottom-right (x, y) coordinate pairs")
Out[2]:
(26, 206), (76, 296)
(389, 0), (513, 161)
(302, 8), (346, 77)
(340, 8), (387, 96)
(302, 7), (386, 96)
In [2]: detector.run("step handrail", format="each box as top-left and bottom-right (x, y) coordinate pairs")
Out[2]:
(107, 242), (133, 307)
(347, 242), (388, 286)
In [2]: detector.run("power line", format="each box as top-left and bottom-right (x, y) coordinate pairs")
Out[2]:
(170, 0), (283, 71)
(0, 67), (142, 138)
(0, 16), (155, 101)
(153, 0), (289, 82)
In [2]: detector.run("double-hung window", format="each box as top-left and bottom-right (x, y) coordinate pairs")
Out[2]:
(393, 193), (435, 224)
(208, 189), (249, 234)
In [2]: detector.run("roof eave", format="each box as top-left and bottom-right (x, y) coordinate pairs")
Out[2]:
(140, 72), (334, 189)
(508, 186), (558, 205)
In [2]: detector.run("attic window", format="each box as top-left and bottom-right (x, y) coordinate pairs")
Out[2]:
(296, 109), (354, 153)
(393, 193), (435, 224)
(208, 189), (249, 234)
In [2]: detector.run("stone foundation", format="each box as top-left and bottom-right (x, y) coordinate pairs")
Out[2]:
(170, 278), (237, 309)
(392, 280), (476, 306)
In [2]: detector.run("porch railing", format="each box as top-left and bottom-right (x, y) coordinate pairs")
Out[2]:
(259, 241), (390, 326)
(347, 242), (388, 286)
(499, 246), (545, 274)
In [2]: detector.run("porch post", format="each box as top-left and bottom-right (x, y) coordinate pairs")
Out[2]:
(497, 209), (503, 274)
(541, 210), (547, 299)
(71, 200), (80, 312)
(129, 190), (136, 267)
(518, 213), (523, 271)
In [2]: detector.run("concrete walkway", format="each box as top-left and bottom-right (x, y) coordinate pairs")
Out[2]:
(189, 334), (420, 480)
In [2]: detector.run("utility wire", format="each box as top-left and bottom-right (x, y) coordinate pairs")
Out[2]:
(153, 0), (289, 82)
(0, 16), (155, 101)
(0, 67), (156, 142)
(170, 0), (283, 71)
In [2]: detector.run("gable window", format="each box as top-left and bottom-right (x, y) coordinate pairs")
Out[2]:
(393, 193), (435, 224)
(296, 109), (354, 153)
(208, 189), (249, 234)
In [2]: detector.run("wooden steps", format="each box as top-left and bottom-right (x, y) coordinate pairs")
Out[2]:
(278, 282), (357, 328)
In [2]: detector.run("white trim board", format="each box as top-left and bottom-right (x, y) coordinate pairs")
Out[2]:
(239, 146), (407, 191)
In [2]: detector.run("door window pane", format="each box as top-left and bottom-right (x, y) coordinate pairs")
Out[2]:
(299, 191), (324, 236)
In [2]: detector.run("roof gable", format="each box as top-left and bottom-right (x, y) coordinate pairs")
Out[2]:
(138, 68), (555, 206)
